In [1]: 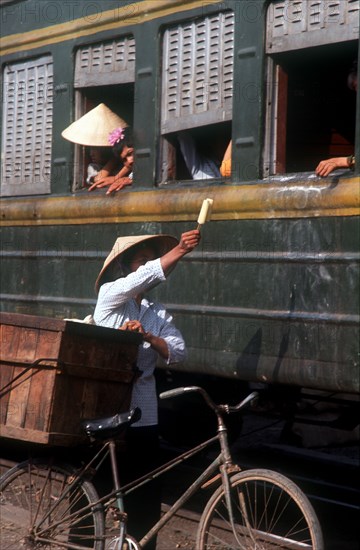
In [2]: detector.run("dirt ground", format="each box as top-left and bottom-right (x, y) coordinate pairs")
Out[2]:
(1, 407), (359, 549)
(156, 507), (198, 549)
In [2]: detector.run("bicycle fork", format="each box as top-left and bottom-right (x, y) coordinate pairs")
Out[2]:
(218, 419), (257, 549)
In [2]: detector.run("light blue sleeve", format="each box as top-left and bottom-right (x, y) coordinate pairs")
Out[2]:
(159, 310), (187, 365)
(94, 258), (165, 320)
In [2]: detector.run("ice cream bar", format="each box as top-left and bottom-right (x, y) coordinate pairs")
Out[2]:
(197, 198), (214, 225)
(205, 198), (213, 221)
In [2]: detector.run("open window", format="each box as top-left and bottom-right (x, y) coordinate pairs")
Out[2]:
(264, 0), (358, 176)
(159, 12), (233, 183)
(72, 36), (135, 190)
(1, 55), (53, 197)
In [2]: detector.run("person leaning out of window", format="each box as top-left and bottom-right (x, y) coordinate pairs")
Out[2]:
(61, 103), (134, 195)
(89, 126), (134, 194)
(315, 61), (357, 177)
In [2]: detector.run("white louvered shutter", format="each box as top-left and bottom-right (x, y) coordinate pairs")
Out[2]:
(1, 56), (53, 196)
(266, 0), (359, 53)
(161, 12), (234, 134)
(75, 36), (136, 87)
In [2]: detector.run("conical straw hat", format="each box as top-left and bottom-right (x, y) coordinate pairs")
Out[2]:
(95, 234), (179, 294)
(61, 103), (128, 146)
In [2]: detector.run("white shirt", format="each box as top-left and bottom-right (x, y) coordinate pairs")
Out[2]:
(178, 132), (221, 180)
(93, 258), (186, 427)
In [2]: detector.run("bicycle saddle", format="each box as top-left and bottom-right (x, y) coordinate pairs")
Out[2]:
(82, 407), (142, 440)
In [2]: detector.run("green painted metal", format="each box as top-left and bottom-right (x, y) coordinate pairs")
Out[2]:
(0, 0), (359, 395)
(1, 216), (359, 393)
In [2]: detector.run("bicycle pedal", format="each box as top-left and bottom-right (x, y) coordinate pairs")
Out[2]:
(106, 506), (127, 528)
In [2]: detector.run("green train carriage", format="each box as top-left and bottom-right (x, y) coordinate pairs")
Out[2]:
(0, 0), (359, 441)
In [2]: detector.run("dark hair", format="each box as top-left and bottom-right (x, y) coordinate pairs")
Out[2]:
(122, 241), (159, 267)
(87, 146), (113, 161)
(112, 126), (134, 157)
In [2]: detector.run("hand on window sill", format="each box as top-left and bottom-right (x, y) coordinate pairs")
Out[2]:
(315, 156), (353, 177)
(87, 176), (115, 191)
(105, 178), (133, 195)
(88, 165), (132, 191)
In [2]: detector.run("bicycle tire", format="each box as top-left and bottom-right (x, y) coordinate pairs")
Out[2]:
(196, 468), (324, 549)
(0, 458), (105, 550)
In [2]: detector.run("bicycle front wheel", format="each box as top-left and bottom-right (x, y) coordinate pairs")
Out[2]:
(106, 535), (141, 549)
(0, 459), (105, 550)
(197, 468), (323, 549)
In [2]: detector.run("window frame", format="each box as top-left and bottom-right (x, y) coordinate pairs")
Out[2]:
(158, 10), (234, 185)
(263, 0), (359, 177)
(71, 35), (136, 191)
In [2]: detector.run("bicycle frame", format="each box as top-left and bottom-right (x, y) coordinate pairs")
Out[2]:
(0, 388), (324, 550)
(139, 447), (236, 548)
(33, 415), (239, 548)
(34, 389), (257, 548)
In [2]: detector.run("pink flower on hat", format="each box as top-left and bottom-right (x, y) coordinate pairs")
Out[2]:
(108, 127), (125, 146)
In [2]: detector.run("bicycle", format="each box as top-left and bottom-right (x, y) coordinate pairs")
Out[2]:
(0, 386), (324, 549)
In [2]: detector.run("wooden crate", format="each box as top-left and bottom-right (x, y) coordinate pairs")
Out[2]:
(0, 312), (142, 446)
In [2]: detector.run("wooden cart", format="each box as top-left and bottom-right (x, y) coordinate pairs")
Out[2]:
(0, 312), (142, 446)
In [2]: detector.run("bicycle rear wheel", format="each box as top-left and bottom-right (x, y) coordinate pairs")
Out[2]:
(0, 459), (105, 549)
(197, 468), (323, 549)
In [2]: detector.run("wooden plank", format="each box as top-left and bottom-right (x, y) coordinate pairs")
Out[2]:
(61, 364), (136, 383)
(49, 372), (90, 436)
(81, 378), (99, 420)
(6, 366), (31, 428)
(63, 321), (143, 346)
(13, 326), (41, 427)
(59, 332), (139, 372)
(0, 325), (19, 423)
(25, 366), (56, 432)
(3, 325), (31, 428)
(24, 329), (61, 432)
(0, 313), (143, 347)
(5, 325), (45, 428)
(0, 424), (51, 444)
(16, 325), (40, 362)
(0, 312), (64, 333)
(0, 424), (85, 446)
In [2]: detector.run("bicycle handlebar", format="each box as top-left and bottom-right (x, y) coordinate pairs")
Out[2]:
(221, 391), (259, 413)
(159, 386), (258, 414)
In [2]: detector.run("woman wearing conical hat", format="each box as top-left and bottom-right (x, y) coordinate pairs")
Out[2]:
(93, 228), (201, 547)
(62, 103), (132, 192)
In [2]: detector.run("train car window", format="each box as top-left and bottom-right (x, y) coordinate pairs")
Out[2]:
(1, 55), (53, 197)
(72, 36), (135, 190)
(264, 0), (358, 176)
(159, 12), (233, 183)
